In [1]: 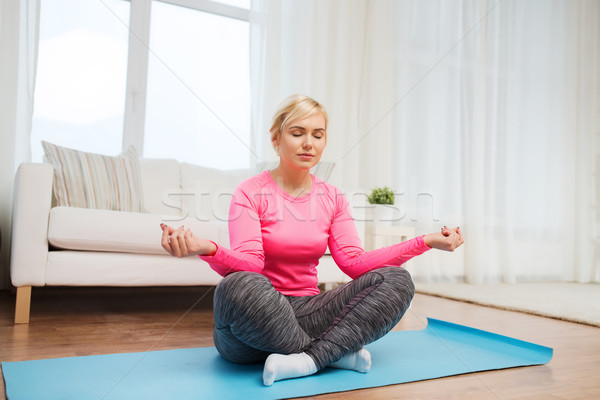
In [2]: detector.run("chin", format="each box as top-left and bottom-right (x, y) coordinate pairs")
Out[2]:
(298, 160), (319, 170)
(283, 156), (321, 171)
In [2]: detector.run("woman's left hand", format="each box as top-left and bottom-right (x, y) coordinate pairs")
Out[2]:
(423, 226), (464, 252)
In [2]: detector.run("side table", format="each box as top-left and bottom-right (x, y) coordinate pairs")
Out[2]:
(365, 224), (416, 251)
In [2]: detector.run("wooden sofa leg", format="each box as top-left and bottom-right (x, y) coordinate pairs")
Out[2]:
(14, 286), (32, 324)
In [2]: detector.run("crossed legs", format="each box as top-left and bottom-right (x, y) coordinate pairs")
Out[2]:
(212, 266), (415, 385)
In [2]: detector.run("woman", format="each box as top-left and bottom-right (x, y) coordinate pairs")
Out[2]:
(161, 94), (464, 386)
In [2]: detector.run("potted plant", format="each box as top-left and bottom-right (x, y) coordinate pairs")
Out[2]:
(367, 186), (396, 225)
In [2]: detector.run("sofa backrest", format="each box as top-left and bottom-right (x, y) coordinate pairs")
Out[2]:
(139, 158), (337, 225)
(139, 158), (255, 221)
(139, 158), (183, 216)
(180, 163), (255, 223)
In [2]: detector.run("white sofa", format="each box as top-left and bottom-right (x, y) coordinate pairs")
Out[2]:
(10, 159), (361, 323)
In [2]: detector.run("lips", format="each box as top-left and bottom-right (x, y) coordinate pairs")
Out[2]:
(298, 153), (315, 160)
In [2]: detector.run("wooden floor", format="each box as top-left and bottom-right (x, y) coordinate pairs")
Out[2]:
(1, 286), (599, 400)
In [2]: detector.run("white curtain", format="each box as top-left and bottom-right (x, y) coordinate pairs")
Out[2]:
(249, 0), (398, 191)
(0, 0), (40, 288)
(250, 0), (600, 283)
(568, 1), (600, 283)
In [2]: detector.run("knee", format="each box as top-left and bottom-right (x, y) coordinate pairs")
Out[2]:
(377, 266), (415, 306)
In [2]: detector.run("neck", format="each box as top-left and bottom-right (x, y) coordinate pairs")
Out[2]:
(270, 164), (312, 197)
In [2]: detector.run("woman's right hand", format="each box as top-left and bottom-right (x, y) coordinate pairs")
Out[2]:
(160, 223), (217, 257)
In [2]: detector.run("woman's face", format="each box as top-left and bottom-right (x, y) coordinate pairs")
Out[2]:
(274, 112), (327, 171)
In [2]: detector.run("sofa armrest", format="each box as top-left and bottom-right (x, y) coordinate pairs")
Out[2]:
(10, 163), (54, 287)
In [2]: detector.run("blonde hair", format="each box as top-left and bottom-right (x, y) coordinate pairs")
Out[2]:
(269, 94), (328, 146)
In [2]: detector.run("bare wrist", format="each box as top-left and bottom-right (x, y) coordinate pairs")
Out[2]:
(203, 241), (217, 256)
(423, 234), (432, 248)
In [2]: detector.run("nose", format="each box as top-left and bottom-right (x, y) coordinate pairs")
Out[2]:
(303, 136), (313, 150)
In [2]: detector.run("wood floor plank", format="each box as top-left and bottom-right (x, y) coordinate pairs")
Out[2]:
(1, 286), (598, 399)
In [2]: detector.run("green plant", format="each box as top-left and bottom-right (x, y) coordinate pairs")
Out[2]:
(367, 186), (395, 205)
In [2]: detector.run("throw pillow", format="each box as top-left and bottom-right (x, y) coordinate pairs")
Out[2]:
(42, 141), (146, 212)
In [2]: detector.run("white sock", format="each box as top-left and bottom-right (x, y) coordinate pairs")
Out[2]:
(263, 352), (318, 386)
(329, 348), (372, 373)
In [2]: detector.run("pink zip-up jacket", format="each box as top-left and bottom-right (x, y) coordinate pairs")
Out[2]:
(200, 171), (431, 296)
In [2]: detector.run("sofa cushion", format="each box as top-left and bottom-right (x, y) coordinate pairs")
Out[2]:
(139, 158), (182, 216)
(45, 251), (224, 286)
(48, 206), (225, 255)
(42, 141), (146, 212)
(180, 163), (254, 223)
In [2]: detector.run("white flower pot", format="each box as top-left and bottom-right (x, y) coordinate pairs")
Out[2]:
(368, 204), (396, 226)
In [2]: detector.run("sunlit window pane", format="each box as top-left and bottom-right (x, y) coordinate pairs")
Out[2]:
(213, 0), (250, 8)
(31, 0), (130, 161)
(144, 1), (251, 170)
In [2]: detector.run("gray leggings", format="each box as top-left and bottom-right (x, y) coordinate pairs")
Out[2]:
(212, 266), (415, 370)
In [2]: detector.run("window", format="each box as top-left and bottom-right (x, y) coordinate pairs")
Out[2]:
(31, 0), (251, 170)
(143, 1), (251, 169)
(31, 0), (130, 161)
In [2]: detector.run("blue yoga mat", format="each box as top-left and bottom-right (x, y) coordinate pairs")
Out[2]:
(2, 318), (552, 400)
